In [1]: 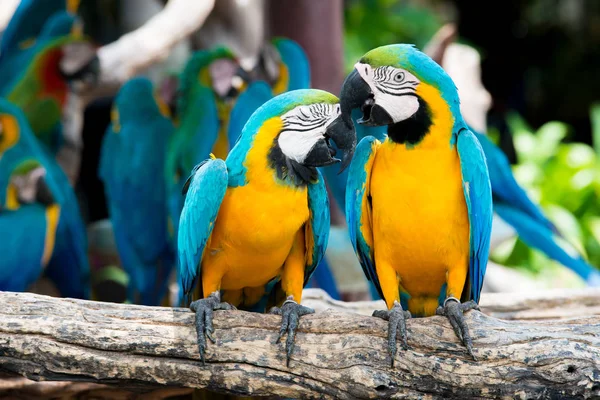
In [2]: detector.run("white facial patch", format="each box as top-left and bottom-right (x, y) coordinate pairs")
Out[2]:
(278, 103), (340, 163)
(355, 62), (421, 123)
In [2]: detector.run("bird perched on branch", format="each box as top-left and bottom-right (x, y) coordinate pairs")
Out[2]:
(341, 44), (493, 365)
(177, 89), (355, 365)
(0, 98), (89, 298)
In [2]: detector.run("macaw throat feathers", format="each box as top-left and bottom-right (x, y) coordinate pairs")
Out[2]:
(386, 96), (433, 146)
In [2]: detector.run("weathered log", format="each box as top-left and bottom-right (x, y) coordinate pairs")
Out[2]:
(0, 291), (599, 399)
(0, 372), (194, 399)
(302, 287), (600, 320)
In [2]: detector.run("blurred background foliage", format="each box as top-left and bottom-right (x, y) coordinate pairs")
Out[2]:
(344, 0), (445, 73)
(489, 106), (600, 281)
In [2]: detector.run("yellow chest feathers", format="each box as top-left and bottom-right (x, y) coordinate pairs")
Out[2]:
(212, 116), (310, 250)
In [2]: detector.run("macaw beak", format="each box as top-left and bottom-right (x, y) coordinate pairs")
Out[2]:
(35, 175), (55, 206)
(59, 42), (100, 89)
(340, 67), (393, 127)
(302, 114), (356, 173)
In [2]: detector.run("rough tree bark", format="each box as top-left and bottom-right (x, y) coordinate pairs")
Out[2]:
(0, 291), (599, 399)
(302, 287), (600, 320)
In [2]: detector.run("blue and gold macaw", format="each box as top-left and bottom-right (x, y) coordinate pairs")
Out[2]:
(0, 98), (89, 297)
(235, 39), (345, 300)
(474, 130), (600, 286)
(177, 89), (355, 365)
(341, 44), (493, 365)
(99, 77), (175, 306)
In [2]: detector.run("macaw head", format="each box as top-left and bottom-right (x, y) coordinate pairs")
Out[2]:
(340, 44), (462, 143)
(252, 38), (310, 94)
(229, 89), (356, 184)
(0, 99), (55, 209)
(111, 77), (171, 130)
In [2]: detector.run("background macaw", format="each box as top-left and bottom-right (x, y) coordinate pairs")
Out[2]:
(341, 44), (493, 365)
(165, 46), (243, 247)
(2, 32), (98, 155)
(99, 77), (175, 306)
(250, 37), (311, 95)
(177, 89), (355, 364)
(0, 97), (89, 298)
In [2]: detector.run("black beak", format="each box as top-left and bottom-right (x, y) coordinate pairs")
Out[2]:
(326, 114), (356, 172)
(35, 176), (55, 206)
(302, 113), (356, 173)
(340, 67), (394, 127)
(59, 42), (100, 87)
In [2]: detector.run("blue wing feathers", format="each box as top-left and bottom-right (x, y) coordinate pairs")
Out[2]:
(495, 204), (598, 281)
(305, 169), (330, 284)
(345, 136), (383, 299)
(457, 129), (493, 303)
(178, 159), (228, 295)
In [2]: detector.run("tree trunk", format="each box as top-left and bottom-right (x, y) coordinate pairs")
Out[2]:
(0, 291), (599, 399)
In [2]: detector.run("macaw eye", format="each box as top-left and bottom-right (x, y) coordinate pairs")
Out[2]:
(394, 72), (405, 82)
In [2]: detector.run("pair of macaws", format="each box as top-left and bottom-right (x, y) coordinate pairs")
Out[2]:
(0, 98), (89, 298)
(176, 44), (494, 368)
(99, 38), (338, 306)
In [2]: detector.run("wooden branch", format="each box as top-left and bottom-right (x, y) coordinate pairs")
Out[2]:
(94, 0), (215, 91)
(0, 0), (20, 35)
(302, 288), (600, 320)
(1, 291), (599, 399)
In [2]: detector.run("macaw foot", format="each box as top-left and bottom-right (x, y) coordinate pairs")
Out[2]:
(269, 296), (314, 367)
(436, 297), (480, 360)
(372, 301), (411, 367)
(189, 291), (236, 365)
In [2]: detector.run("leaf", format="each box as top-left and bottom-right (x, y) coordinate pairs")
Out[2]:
(533, 121), (569, 162)
(542, 204), (587, 257)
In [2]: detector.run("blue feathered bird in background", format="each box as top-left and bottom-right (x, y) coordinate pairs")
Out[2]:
(0, 97), (89, 297)
(99, 77), (176, 305)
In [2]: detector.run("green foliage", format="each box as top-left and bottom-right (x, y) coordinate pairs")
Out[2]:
(490, 109), (600, 282)
(344, 0), (442, 73)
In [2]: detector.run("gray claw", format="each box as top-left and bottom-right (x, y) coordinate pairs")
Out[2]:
(372, 301), (411, 367)
(436, 297), (478, 360)
(269, 297), (314, 367)
(190, 291), (235, 365)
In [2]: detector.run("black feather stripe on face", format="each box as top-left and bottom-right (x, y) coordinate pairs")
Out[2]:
(386, 96), (433, 146)
(268, 139), (317, 186)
